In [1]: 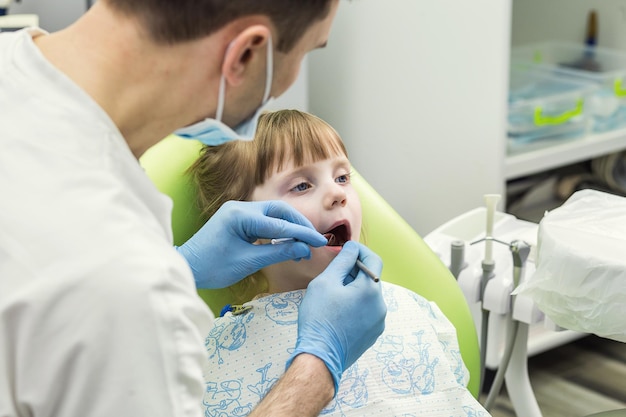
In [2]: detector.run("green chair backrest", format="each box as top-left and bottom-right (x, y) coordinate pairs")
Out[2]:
(140, 135), (481, 397)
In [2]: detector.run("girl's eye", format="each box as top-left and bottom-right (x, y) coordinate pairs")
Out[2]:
(292, 182), (311, 192)
(336, 173), (350, 184)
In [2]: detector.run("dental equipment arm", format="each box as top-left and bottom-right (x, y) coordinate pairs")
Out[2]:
(477, 194), (501, 393)
(483, 240), (541, 417)
(484, 240), (528, 410)
(484, 195), (500, 264)
(479, 257), (495, 394)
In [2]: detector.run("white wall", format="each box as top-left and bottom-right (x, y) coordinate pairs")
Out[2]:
(266, 59), (309, 112)
(308, 0), (511, 236)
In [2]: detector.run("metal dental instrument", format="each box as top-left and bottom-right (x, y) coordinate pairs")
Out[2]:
(354, 259), (380, 283)
(270, 237), (295, 245)
(270, 238), (380, 282)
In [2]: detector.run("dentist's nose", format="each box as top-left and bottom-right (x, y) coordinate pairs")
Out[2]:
(325, 184), (347, 209)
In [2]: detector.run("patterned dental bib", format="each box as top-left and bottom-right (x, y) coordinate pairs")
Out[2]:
(202, 282), (489, 417)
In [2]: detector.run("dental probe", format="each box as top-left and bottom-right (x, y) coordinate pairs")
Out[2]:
(270, 238), (380, 282)
(354, 259), (380, 283)
(270, 237), (296, 245)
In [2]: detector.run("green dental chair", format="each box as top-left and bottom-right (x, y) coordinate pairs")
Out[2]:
(140, 134), (482, 398)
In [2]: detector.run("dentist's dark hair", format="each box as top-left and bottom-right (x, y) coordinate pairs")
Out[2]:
(103, 0), (334, 52)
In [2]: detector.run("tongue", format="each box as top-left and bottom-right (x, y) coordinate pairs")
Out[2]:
(324, 233), (338, 246)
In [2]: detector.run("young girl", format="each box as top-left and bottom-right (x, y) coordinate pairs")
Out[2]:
(188, 110), (489, 416)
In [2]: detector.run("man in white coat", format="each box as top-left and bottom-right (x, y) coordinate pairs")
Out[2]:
(0, 1), (387, 416)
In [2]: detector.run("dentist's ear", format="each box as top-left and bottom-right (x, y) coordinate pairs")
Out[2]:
(222, 25), (272, 87)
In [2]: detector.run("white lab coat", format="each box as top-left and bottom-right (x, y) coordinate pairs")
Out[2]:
(0, 29), (214, 417)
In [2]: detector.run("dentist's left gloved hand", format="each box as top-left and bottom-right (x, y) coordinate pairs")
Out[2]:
(175, 200), (328, 289)
(286, 241), (386, 394)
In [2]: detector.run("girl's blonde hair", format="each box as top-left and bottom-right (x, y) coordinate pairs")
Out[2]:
(188, 109), (348, 302)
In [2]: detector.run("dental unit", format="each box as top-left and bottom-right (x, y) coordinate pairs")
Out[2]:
(425, 187), (626, 417)
(425, 195), (552, 417)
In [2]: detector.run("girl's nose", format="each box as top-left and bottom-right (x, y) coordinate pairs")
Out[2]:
(325, 185), (347, 209)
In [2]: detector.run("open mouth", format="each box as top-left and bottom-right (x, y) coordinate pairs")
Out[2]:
(323, 224), (349, 247)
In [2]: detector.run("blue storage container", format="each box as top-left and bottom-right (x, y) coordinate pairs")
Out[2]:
(508, 67), (596, 145)
(511, 42), (626, 133)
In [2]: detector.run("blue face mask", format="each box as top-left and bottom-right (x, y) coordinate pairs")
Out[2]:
(175, 36), (274, 145)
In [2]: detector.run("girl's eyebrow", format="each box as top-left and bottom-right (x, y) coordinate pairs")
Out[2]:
(279, 156), (350, 178)
(272, 166), (311, 188)
(280, 165), (310, 177)
(332, 156), (351, 169)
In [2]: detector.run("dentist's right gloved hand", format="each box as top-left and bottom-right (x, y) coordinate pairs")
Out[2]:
(285, 241), (386, 394)
(176, 200), (327, 289)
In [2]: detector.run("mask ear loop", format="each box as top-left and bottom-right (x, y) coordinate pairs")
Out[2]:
(215, 75), (227, 123)
(215, 40), (233, 123)
(261, 34), (273, 104)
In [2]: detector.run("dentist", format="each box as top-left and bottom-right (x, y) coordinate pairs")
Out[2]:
(0, 1), (386, 417)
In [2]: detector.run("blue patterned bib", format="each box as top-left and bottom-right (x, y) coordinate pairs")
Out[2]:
(202, 282), (489, 417)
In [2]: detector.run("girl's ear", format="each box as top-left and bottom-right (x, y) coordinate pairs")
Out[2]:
(222, 25), (271, 87)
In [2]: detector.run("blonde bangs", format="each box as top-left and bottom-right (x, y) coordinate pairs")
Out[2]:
(254, 110), (347, 184)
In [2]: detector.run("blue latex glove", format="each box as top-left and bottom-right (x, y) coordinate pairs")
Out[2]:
(176, 200), (327, 289)
(285, 241), (386, 394)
